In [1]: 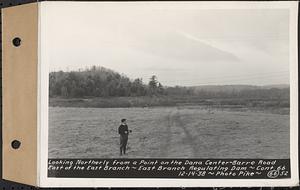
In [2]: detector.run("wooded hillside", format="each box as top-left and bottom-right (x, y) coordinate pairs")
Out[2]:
(49, 66), (289, 102)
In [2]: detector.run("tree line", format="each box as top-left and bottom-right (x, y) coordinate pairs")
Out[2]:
(49, 66), (164, 98)
(49, 66), (289, 102)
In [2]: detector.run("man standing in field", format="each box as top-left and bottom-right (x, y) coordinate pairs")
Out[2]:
(118, 119), (131, 156)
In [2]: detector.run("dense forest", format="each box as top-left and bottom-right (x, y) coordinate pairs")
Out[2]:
(49, 66), (163, 97)
(49, 66), (289, 102)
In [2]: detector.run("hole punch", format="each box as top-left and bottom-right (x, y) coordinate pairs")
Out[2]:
(11, 140), (21, 149)
(12, 37), (21, 47)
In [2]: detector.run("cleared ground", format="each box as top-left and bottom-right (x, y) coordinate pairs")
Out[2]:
(49, 106), (289, 158)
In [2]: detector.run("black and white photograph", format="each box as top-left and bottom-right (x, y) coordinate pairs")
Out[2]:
(1, 1), (298, 187)
(32, 2), (299, 186)
(47, 2), (293, 160)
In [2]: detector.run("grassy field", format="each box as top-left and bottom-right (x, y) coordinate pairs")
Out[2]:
(48, 106), (289, 159)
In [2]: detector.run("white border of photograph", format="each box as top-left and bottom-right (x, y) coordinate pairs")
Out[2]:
(38, 1), (298, 187)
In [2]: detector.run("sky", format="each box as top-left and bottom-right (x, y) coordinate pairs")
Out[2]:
(42, 2), (291, 86)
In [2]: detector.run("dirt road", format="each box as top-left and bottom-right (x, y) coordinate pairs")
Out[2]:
(49, 106), (289, 158)
(159, 109), (202, 158)
(157, 107), (289, 158)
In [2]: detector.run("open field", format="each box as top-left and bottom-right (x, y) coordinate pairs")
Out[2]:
(49, 106), (289, 158)
(50, 96), (289, 115)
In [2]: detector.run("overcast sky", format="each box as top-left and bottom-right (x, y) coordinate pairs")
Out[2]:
(43, 2), (290, 86)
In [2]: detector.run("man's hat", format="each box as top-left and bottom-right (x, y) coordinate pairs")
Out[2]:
(121, 118), (126, 122)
